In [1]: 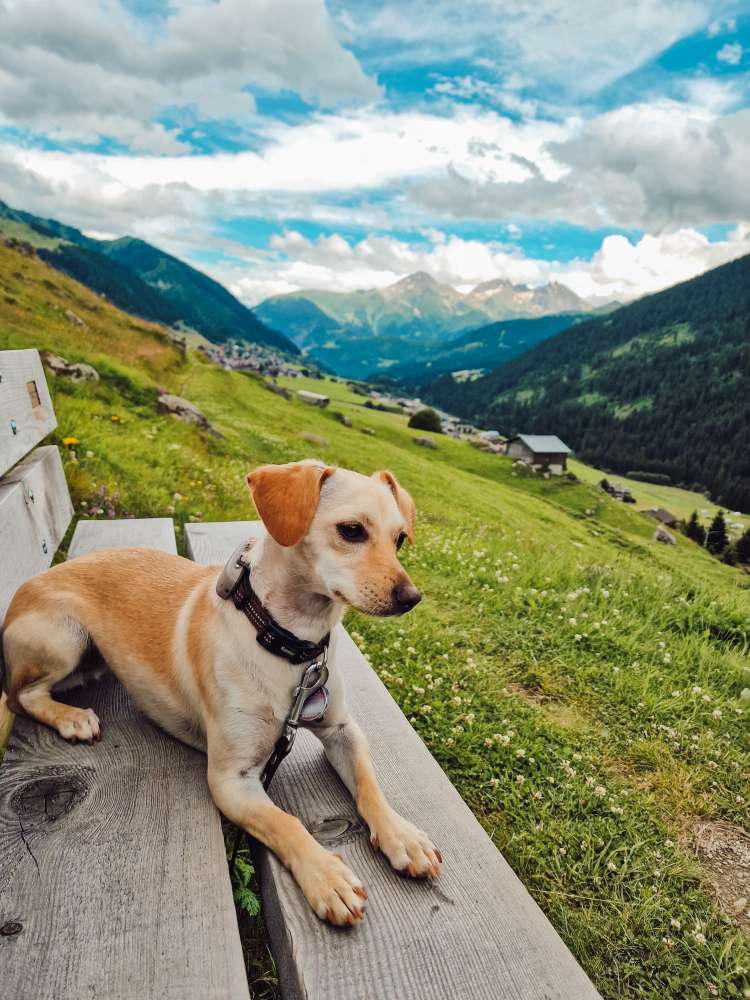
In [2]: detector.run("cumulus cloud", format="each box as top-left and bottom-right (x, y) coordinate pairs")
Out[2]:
(707, 16), (737, 36)
(559, 227), (750, 300)
(0, 0), (379, 152)
(717, 42), (743, 65)
(218, 225), (750, 306)
(416, 101), (750, 230)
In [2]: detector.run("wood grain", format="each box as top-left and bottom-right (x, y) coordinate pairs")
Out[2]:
(0, 519), (249, 1000)
(0, 350), (57, 479)
(185, 521), (602, 1000)
(0, 445), (73, 623)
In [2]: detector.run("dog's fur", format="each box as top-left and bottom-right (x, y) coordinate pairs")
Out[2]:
(1, 461), (440, 925)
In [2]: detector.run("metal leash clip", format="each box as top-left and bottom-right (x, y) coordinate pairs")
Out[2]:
(232, 653), (330, 871)
(260, 652), (329, 790)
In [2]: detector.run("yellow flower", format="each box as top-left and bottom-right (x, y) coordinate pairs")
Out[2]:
(62, 436), (79, 446)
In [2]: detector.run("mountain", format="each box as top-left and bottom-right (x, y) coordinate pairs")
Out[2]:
(0, 200), (297, 355)
(372, 312), (582, 388)
(463, 278), (588, 320)
(425, 253), (750, 511)
(256, 272), (592, 377)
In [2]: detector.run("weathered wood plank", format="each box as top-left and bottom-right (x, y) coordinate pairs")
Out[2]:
(0, 445), (73, 623)
(0, 350), (57, 479)
(185, 521), (602, 1000)
(0, 519), (249, 1000)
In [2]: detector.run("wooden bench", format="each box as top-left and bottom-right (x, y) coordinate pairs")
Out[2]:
(0, 348), (601, 999)
(0, 351), (248, 1000)
(185, 523), (602, 1000)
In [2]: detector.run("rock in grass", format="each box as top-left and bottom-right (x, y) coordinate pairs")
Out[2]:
(264, 379), (291, 400)
(157, 392), (214, 432)
(654, 527), (676, 545)
(360, 426), (375, 436)
(43, 351), (100, 382)
(331, 410), (352, 427)
(64, 308), (86, 328)
(300, 432), (329, 447)
(413, 435), (437, 449)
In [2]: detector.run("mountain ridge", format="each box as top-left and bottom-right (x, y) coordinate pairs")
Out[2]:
(256, 272), (593, 376)
(0, 200), (298, 355)
(424, 252), (750, 510)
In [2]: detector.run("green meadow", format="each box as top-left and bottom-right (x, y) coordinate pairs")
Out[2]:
(1, 242), (749, 1000)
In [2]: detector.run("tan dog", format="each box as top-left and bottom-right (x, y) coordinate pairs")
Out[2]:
(2, 461), (441, 925)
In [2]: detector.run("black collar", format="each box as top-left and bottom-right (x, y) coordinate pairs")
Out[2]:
(231, 568), (330, 665)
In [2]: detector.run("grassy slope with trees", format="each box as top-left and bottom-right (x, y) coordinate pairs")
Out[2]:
(1, 241), (749, 1000)
(0, 200), (297, 354)
(426, 253), (750, 512)
(375, 312), (580, 387)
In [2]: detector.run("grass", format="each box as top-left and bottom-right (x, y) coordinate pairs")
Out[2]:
(570, 459), (750, 536)
(1, 241), (749, 1000)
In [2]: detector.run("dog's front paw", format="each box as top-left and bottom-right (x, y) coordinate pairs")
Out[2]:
(370, 810), (442, 878)
(294, 847), (368, 926)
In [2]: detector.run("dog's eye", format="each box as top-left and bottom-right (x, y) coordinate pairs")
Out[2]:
(396, 532), (407, 551)
(337, 522), (368, 542)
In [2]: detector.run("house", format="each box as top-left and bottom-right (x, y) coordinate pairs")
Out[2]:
(506, 434), (571, 474)
(297, 389), (330, 408)
(643, 507), (679, 527)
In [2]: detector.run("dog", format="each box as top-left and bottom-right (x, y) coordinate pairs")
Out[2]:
(2, 460), (441, 925)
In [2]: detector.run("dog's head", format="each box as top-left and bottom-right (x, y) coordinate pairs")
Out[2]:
(247, 460), (421, 616)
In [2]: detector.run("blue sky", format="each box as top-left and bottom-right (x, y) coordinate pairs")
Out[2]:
(0, 1), (749, 304)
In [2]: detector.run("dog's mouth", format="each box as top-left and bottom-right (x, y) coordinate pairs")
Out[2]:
(333, 589), (421, 618)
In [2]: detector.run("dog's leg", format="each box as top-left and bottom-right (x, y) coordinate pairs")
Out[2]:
(3, 612), (101, 743)
(206, 729), (368, 926)
(314, 716), (441, 878)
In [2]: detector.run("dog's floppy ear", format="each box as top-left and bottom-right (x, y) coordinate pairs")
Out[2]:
(247, 462), (335, 546)
(373, 470), (416, 544)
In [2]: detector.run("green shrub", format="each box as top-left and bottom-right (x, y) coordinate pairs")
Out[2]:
(408, 407), (442, 433)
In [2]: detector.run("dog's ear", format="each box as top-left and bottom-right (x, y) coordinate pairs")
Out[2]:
(247, 462), (335, 546)
(373, 470), (416, 544)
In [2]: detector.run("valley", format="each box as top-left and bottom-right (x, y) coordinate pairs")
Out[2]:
(256, 271), (593, 377)
(1, 235), (749, 999)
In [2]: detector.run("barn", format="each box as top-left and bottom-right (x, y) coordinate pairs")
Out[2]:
(506, 434), (572, 474)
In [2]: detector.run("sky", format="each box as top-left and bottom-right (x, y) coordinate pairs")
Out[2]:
(1, 0), (749, 306)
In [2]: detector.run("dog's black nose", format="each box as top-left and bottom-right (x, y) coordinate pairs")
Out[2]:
(392, 582), (422, 612)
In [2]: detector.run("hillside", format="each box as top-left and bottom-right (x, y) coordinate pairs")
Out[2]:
(426, 253), (750, 511)
(1, 239), (749, 999)
(256, 272), (591, 376)
(0, 200), (297, 355)
(374, 312), (581, 387)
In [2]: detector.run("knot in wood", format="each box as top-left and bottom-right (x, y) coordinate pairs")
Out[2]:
(11, 771), (89, 830)
(308, 816), (364, 846)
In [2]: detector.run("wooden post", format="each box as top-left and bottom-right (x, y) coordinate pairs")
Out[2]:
(0, 350), (56, 479)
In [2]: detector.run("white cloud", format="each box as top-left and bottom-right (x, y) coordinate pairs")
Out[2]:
(218, 225), (750, 306)
(558, 227), (750, 300)
(717, 42), (743, 65)
(337, 0), (725, 101)
(3, 91), (750, 243)
(417, 100), (750, 230)
(0, 0), (378, 152)
(707, 16), (737, 36)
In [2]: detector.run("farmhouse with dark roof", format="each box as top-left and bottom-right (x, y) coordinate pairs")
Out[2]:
(506, 434), (572, 475)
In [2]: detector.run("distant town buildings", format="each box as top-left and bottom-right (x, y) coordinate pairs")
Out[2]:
(196, 341), (314, 379)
